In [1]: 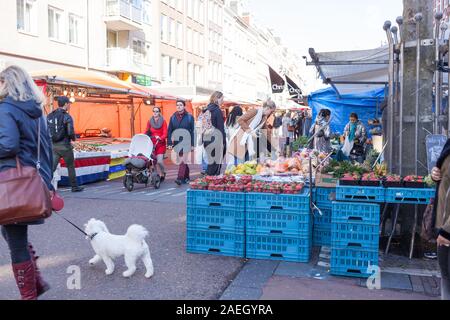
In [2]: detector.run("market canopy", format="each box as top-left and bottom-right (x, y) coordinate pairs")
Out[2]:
(308, 47), (389, 96)
(308, 86), (386, 135)
(31, 68), (146, 96)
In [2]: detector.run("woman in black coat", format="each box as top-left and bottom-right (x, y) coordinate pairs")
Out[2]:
(0, 65), (54, 300)
(203, 91), (226, 176)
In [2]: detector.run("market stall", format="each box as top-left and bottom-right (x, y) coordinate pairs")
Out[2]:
(32, 68), (189, 185)
(185, 144), (436, 278)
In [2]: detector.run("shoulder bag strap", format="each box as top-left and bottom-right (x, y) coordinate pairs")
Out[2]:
(36, 118), (41, 170)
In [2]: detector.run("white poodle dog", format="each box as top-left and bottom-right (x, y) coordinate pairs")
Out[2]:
(84, 218), (154, 278)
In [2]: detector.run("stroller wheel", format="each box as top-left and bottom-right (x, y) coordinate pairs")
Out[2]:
(152, 173), (161, 189)
(124, 175), (134, 192)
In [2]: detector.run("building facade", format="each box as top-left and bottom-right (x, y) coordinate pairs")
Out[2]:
(1, 0), (304, 107)
(434, 0), (450, 22)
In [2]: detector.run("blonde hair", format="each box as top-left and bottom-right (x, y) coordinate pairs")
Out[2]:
(263, 99), (276, 110)
(0, 65), (45, 104)
(209, 91), (224, 105)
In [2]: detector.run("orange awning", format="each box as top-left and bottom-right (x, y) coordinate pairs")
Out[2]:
(31, 68), (146, 96)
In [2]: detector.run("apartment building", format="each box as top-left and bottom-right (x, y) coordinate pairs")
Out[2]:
(1, 0), (303, 105)
(434, 0), (450, 22)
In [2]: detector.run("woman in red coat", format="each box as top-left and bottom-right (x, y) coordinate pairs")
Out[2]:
(145, 107), (168, 182)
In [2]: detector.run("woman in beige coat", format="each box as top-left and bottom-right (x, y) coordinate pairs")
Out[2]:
(226, 100), (276, 163)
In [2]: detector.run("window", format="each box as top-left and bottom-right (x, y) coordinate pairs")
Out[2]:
(48, 6), (64, 41)
(143, 0), (151, 25)
(160, 15), (167, 42)
(69, 14), (82, 46)
(177, 59), (183, 84)
(177, 22), (183, 48)
(17, 0), (37, 34)
(162, 55), (170, 81)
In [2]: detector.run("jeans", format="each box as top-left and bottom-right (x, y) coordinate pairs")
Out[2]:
(438, 245), (450, 300)
(202, 152), (208, 172)
(1, 225), (30, 264)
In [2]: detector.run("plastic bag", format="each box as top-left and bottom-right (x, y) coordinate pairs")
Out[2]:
(342, 137), (354, 157)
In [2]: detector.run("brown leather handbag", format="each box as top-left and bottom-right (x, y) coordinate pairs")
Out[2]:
(0, 120), (52, 225)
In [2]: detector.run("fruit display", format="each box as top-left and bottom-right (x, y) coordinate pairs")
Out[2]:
(190, 175), (304, 194)
(373, 163), (388, 177)
(292, 136), (310, 151)
(72, 142), (105, 152)
(383, 174), (402, 188)
(403, 175), (426, 188)
(339, 173), (361, 186)
(225, 161), (258, 175)
(360, 173), (381, 186)
(322, 160), (369, 179)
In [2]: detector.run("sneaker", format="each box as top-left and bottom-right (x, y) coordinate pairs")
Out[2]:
(174, 179), (182, 186)
(71, 186), (85, 192)
(160, 172), (166, 183)
(424, 252), (438, 260)
(184, 178), (190, 184)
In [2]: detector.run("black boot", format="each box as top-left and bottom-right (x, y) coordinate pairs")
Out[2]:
(71, 186), (85, 192)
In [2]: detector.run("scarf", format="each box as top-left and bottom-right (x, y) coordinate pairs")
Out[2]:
(348, 122), (357, 141)
(150, 116), (164, 130)
(240, 108), (264, 157)
(176, 111), (186, 123)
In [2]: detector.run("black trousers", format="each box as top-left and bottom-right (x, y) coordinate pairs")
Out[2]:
(1, 225), (30, 264)
(52, 143), (78, 188)
(438, 244), (450, 300)
(204, 141), (225, 176)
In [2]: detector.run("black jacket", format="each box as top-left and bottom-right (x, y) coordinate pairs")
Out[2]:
(48, 108), (76, 145)
(0, 96), (54, 191)
(203, 103), (226, 148)
(167, 112), (195, 147)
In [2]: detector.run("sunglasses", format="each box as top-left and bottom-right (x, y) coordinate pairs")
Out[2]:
(153, 110), (160, 113)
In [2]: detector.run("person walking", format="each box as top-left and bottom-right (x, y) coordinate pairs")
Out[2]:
(431, 141), (450, 300)
(227, 99), (277, 163)
(225, 105), (243, 167)
(0, 65), (54, 300)
(203, 91), (226, 176)
(47, 96), (84, 192)
(145, 106), (168, 182)
(168, 100), (195, 185)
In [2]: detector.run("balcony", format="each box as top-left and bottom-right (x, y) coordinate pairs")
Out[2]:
(105, 0), (143, 31)
(106, 47), (146, 74)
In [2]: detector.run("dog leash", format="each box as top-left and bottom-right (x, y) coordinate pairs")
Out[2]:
(54, 212), (92, 239)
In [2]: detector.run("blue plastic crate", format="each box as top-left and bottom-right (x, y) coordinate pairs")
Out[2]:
(313, 227), (331, 247)
(314, 187), (336, 208)
(313, 208), (332, 227)
(330, 248), (379, 278)
(246, 208), (312, 236)
(187, 190), (245, 210)
(186, 228), (245, 258)
(187, 206), (245, 233)
(246, 233), (311, 263)
(332, 202), (380, 224)
(336, 186), (385, 203)
(109, 164), (126, 174)
(385, 188), (435, 205)
(246, 190), (310, 212)
(331, 222), (379, 250)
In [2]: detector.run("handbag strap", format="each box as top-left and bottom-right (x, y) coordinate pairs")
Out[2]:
(36, 118), (41, 170)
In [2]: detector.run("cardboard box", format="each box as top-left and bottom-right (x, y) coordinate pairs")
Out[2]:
(315, 173), (338, 188)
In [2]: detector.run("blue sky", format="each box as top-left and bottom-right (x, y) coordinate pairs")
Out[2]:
(247, 0), (404, 91)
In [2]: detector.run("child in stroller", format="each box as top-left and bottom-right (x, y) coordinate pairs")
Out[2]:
(123, 134), (161, 192)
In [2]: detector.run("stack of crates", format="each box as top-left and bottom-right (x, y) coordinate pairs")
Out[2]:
(313, 187), (335, 247)
(186, 190), (246, 258)
(330, 202), (380, 278)
(245, 190), (312, 263)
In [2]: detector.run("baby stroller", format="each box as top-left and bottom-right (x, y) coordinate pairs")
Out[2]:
(123, 134), (161, 192)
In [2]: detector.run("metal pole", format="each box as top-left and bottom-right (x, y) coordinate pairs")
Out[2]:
(435, 13), (444, 134)
(414, 13), (423, 175)
(397, 16), (404, 176)
(384, 21), (395, 173)
(448, 24), (450, 137)
(440, 22), (448, 136)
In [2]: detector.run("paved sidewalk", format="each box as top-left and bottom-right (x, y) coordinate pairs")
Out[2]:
(220, 247), (441, 300)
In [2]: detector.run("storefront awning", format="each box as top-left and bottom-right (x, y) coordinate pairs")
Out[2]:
(31, 68), (146, 96)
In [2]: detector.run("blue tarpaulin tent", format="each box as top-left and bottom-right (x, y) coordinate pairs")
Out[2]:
(308, 86), (386, 135)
